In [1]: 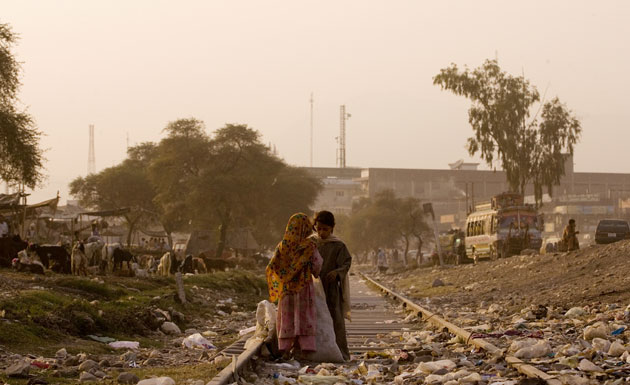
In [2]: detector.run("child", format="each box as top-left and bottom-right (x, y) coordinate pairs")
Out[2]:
(311, 210), (352, 361)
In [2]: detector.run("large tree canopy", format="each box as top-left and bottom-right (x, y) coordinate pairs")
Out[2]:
(0, 23), (44, 187)
(71, 118), (321, 252)
(433, 59), (581, 206)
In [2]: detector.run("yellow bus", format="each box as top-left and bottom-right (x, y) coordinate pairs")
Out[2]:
(465, 193), (542, 261)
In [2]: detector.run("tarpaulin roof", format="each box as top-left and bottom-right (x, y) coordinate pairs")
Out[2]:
(79, 207), (131, 217)
(0, 193), (22, 209)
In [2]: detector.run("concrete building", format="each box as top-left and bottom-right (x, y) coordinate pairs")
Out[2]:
(304, 155), (630, 234)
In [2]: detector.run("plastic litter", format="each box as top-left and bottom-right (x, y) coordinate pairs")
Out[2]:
(108, 341), (140, 350)
(297, 375), (347, 384)
(87, 334), (116, 343)
(181, 333), (216, 350)
(239, 326), (256, 336)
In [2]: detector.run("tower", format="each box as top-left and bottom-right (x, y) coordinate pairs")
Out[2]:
(88, 124), (95, 174)
(309, 92), (314, 167)
(338, 105), (351, 168)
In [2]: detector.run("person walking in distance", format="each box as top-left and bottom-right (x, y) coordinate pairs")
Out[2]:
(562, 218), (580, 251)
(310, 210), (352, 361)
(266, 213), (323, 358)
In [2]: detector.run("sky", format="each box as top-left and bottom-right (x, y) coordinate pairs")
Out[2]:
(2, 0), (629, 204)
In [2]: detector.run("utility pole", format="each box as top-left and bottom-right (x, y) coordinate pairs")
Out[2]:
(88, 124), (96, 174)
(339, 105), (351, 168)
(309, 93), (314, 168)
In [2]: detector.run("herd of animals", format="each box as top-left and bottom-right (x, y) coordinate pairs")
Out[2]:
(0, 235), (263, 277)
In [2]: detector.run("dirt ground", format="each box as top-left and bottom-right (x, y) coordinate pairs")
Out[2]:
(364, 239), (630, 313)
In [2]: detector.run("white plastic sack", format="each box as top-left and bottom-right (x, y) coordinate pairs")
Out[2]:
(108, 341), (139, 350)
(244, 300), (277, 350)
(302, 278), (344, 363)
(182, 333), (216, 350)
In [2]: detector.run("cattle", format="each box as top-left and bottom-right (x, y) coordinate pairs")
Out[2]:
(179, 254), (194, 274)
(84, 240), (105, 268)
(101, 243), (121, 272)
(131, 262), (148, 278)
(0, 235), (28, 267)
(157, 252), (180, 276)
(112, 248), (136, 271)
(30, 244), (71, 274)
(193, 257), (207, 274)
(157, 252), (170, 276)
(12, 249), (45, 275)
(71, 243), (89, 276)
(146, 256), (158, 274)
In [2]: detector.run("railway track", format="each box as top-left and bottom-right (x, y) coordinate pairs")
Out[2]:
(207, 272), (561, 385)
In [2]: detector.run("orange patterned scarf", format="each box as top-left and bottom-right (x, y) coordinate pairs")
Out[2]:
(266, 213), (315, 302)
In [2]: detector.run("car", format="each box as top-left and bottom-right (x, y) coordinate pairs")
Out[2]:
(595, 219), (630, 245)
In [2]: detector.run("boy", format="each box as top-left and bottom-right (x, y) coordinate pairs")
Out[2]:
(311, 210), (352, 361)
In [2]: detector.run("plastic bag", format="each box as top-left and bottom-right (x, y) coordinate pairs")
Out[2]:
(302, 278), (344, 363)
(182, 333), (216, 349)
(244, 300), (277, 350)
(108, 341), (140, 350)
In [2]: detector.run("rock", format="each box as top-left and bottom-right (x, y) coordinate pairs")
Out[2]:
(120, 351), (137, 362)
(79, 371), (99, 382)
(161, 321), (181, 335)
(5, 360), (30, 377)
(514, 340), (552, 359)
(63, 356), (80, 366)
(137, 377), (176, 385)
(488, 304), (503, 313)
(57, 367), (79, 377)
(117, 372), (140, 384)
(565, 307), (586, 318)
(142, 358), (159, 366)
(591, 338), (611, 353)
(214, 355), (231, 366)
(190, 380), (204, 385)
(170, 310), (185, 323)
(184, 328), (199, 335)
(609, 341), (626, 356)
(415, 359), (456, 374)
(584, 323), (607, 340)
(78, 359), (99, 372)
(148, 349), (161, 358)
(98, 359), (110, 368)
(578, 359), (603, 372)
(432, 279), (445, 287)
(202, 330), (218, 337)
(55, 348), (68, 360)
(93, 370), (107, 378)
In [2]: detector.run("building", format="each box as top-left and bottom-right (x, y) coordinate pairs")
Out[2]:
(304, 155), (630, 234)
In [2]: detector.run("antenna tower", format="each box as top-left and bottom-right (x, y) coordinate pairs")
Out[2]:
(338, 105), (350, 168)
(88, 124), (96, 174)
(309, 92), (314, 167)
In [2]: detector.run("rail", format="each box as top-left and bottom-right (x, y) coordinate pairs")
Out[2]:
(360, 273), (561, 385)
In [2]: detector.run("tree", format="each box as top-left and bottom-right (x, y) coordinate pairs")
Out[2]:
(148, 119), (210, 246)
(338, 190), (428, 265)
(69, 145), (157, 246)
(433, 59), (581, 206)
(0, 23), (44, 187)
(148, 119), (321, 254)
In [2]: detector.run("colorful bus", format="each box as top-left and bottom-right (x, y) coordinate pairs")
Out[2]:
(465, 192), (543, 261)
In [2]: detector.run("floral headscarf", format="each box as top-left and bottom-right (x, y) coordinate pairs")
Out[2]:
(266, 213), (315, 302)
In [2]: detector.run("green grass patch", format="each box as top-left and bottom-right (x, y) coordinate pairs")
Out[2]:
(129, 361), (223, 384)
(54, 277), (127, 300)
(186, 270), (266, 293)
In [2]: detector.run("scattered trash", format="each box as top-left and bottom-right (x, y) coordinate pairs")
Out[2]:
(108, 341), (140, 350)
(182, 333), (216, 350)
(87, 334), (116, 343)
(238, 325), (256, 336)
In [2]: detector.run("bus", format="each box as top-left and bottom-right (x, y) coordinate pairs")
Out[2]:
(465, 192), (542, 261)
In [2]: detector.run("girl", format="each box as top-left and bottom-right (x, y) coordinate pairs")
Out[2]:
(266, 213), (323, 356)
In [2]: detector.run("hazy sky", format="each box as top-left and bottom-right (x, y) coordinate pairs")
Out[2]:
(3, 0), (629, 203)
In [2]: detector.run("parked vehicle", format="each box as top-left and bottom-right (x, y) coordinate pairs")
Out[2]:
(465, 192), (543, 261)
(595, 219), (630, 245)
